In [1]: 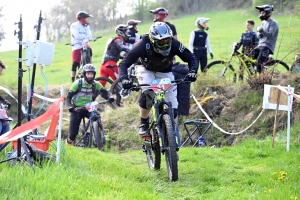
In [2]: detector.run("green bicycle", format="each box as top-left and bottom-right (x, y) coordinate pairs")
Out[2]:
(131, 78), (185, 182)
(204, 43), (290, 82)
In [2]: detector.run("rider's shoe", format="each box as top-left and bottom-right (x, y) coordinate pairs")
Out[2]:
(65, 138), (74, 146)
(139, 124), (150, 140)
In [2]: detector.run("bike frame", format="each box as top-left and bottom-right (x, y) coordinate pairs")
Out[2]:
(149, 85), (181, 152)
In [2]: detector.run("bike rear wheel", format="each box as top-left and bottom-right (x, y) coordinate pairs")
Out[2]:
(92, 121), (105, 151)
(110, 77), (140, 107)
(290, 58), (300, 74)
(161, 114), (178, 181)
(264, 59), (290, 74)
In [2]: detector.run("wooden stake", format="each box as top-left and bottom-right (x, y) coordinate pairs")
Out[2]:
(272, 89), (281, 147)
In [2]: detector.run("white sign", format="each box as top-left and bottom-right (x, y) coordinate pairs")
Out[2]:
(262, 84), (294, 111)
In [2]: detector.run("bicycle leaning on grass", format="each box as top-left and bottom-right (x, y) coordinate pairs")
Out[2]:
(74, 100), (108, 151)
(130, 78), (187, 182)
(204, 42), (289, 82)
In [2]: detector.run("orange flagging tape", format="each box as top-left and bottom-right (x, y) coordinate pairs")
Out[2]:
(0, 96), (64, 144)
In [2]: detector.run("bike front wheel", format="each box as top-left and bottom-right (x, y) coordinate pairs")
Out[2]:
(161, 114), (178, 181)
(204, 60), (238, 82)
(92, 121), (105, 151)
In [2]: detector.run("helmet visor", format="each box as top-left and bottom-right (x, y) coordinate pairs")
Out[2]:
(155, 38), (172, 49)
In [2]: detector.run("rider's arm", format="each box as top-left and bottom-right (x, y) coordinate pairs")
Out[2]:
(115, 39), (130, 52)
(188, 31), (195, 53)
(0, 95), (4, 102)
(260, 20), (278, 38)
(99, 88), (112, 100)
(173, 40), (198, 72)
(235, 33), (243, 50)
(66, 91), (76, 108)
(119, 40), (145, 79)
(252, 32), (259, 47)
(205, 35), (213, 54)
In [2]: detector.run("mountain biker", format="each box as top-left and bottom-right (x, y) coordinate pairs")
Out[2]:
(234, 19), (259, 79)
(126, 19), (141, 46)
(66, 64), (114, 145)
(99, 24), (131, 87)
(0, 63), (11, 148)
(70, 11), (93, 82)
(0, 60), (7, 76)
(250, 5), (278, 74)
(188, 17), (213, 72)
(150, 7), (178, 40)
(118, 22), (198, 139)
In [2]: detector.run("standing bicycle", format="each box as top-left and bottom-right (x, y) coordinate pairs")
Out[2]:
(119, 22), (198, 181)
(204, 42), (289, 82)
(69, 11), (93, 82)
(65, 64), (114, 146)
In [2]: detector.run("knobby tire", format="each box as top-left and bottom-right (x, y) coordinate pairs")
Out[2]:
(162, 114), (178, 181)
(92, 121), (105, 151)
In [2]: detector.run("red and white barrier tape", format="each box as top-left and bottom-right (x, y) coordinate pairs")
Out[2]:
(0, 86), (26, 114)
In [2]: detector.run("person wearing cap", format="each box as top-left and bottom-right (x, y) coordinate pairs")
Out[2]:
(70, 11), (93, 82)
(188, 17), (213, 72)
(250, 5), (278, 74)
(126, 19), (141, 46)
(149, 7), (178, 40)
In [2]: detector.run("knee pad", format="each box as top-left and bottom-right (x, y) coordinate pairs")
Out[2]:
(72, 62), (80, 71)
(139, 89), (156, 109)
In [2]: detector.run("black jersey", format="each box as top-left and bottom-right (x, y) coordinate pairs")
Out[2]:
(119, 34), (197, 79)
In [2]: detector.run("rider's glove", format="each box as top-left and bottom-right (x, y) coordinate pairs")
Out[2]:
(257, 26), (263, 33)
(210, 53), (214, 59)
(187, 70), (197, 82)
(68, 107), (75, 113)
(4, 100), (11, 110)
(121, 78), (133, 89)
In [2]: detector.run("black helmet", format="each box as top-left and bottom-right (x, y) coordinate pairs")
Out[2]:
(255, 5), (273, 21)
(149, 22), (173, 56)
(127, 20), (141, 33)
(115, 24), (129, 39)
(149, 7), (168, 16)
(76, 11), (93, 20)
(83, 64), (96, 84)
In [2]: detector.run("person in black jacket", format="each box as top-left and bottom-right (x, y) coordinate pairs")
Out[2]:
(119, 22), (198, 139)
(172, 59), (190, 117)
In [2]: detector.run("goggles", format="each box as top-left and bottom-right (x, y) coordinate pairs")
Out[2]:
(155, 38), (172, 48)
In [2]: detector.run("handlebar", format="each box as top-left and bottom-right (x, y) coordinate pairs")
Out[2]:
(129, 79), (190, 91)
(74, 100), (109, 112)
(65, 36), (102, 46)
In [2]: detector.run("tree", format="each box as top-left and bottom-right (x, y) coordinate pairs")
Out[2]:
(0, 5), (5, 42)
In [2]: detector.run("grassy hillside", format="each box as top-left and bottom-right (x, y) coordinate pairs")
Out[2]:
(0, 9), (300, 199)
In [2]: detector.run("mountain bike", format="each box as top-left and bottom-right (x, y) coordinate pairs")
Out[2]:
(74, 100), (108, 151)
(65, 36), (102, 79)
(0, 101), (13, 152)
(204, 42), (290, 82)
(130, 78), (187, 182)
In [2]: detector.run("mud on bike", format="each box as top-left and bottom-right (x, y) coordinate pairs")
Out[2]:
(130, 78), (187, 182)
(73, 100), (108, 151)
(204, 42), (289, 82)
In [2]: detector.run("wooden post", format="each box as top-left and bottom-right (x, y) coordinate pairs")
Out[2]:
(272, 89), (281, 147)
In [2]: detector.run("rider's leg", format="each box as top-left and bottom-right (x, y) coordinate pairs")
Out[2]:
(71, 49), (81, 82)
(67, 110), (84, 144)
(71, 62), (80, 82)
(87, 48), (93, 63)
(99, 60), (118, 86)
(256, 47), (270, 74)
(136, 66), (156, 138)
(200, 52), (208, 72)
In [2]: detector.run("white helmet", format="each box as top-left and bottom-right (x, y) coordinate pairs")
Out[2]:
(149, 22), (173, 56)
(195, 17), (210, 30)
